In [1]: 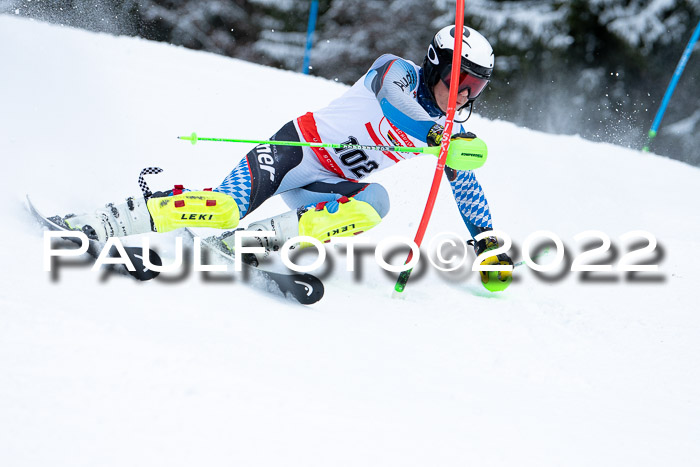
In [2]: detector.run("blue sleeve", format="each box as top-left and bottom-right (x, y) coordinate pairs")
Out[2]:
(364, 55), (438, 142)
(445, 169), (493, 238)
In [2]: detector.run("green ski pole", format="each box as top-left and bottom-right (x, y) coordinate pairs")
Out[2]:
(178, 132), (488, 172)
(179, 131), (440, 155)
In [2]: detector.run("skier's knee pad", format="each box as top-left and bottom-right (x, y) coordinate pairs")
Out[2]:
(147, 191), (240, 232)
(298, 197), (382, 244)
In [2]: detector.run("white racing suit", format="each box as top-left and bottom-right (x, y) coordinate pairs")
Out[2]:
(213, 54), (493, 239)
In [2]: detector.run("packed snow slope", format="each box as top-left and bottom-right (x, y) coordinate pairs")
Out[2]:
(2, 16), (699, 467)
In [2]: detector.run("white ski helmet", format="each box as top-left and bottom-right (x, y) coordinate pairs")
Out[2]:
(423, 25), (494, 102)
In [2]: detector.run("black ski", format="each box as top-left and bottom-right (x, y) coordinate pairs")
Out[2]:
(185, 228), (324, 305)
(26, 195), (162, 281)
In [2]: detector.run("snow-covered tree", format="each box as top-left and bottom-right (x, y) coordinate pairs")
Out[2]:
(3, 0), (698, 165)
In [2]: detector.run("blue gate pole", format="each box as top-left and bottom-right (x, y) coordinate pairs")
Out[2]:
(643, 19), (700, 152)
(302, 0), (320, 74)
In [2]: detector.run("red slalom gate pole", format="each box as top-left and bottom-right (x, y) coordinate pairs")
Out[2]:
(394, 0), (465, 295)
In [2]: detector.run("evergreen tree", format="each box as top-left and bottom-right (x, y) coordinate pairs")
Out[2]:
(3, 0), (698, 164)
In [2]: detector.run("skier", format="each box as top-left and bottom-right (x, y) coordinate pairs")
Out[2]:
(58, 25), (513, 290)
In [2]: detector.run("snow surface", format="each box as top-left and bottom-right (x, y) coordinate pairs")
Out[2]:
(2, 15), (700, 467)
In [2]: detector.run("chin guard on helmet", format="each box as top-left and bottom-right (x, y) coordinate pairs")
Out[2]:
(455, 101), (474, 122)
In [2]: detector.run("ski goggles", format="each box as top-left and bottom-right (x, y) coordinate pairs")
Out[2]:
(441, 67), (489, 98)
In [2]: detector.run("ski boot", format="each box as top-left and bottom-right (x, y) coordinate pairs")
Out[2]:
(61, 196), (153, 242)
(59, 188), (240, 242)
(218, 197), (382, 265)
